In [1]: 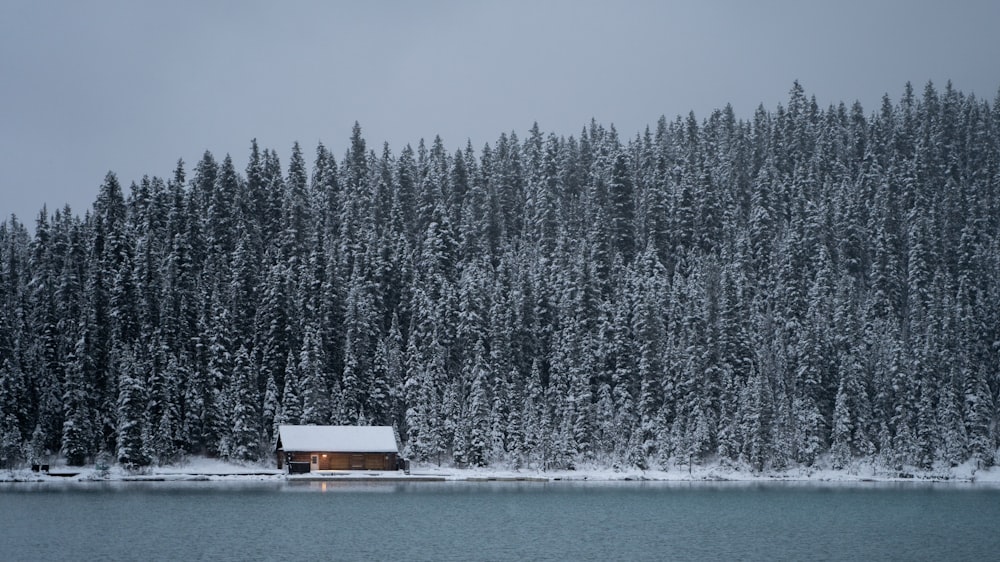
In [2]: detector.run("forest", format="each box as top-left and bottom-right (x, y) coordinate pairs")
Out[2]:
(0, 81), (997, 472)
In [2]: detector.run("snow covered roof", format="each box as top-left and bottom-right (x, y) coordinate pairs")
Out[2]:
(277, 425), (399, 453)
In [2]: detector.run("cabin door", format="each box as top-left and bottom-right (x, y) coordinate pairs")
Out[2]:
(310, 455), (319, 471)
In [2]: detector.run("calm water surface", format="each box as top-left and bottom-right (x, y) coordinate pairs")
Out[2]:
(2, 480), (999, 561)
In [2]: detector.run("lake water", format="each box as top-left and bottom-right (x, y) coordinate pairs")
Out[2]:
(2, 480), (999, 561)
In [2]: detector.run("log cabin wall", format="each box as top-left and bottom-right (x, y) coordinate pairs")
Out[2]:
(279, 451), (397, 471)
(276, 451), (314, 469)
(365, 453), (394, 470)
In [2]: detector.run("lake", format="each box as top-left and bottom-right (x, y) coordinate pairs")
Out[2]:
(2, 480), (999, 560)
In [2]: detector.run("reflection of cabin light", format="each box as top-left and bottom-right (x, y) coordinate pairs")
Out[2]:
(321, 482), (327, 492)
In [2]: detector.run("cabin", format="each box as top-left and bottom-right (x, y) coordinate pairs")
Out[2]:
(276, 425), (401, 473)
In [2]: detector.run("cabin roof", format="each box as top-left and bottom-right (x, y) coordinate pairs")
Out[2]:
(277, 425), (398, 453)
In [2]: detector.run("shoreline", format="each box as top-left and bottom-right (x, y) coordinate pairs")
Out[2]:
(3, 458), (1000, 485)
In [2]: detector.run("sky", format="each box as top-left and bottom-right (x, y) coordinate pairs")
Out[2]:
(2, 0), (999, 226)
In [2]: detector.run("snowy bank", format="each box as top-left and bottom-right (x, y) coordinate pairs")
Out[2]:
(405, 457), (1000, 484)
(4, 456), (1000, 485)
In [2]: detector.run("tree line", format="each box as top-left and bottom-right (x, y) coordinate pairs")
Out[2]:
(1, 81), (998, 472)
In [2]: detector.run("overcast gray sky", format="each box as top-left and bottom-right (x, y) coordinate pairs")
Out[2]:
(2, 0), (999, 225)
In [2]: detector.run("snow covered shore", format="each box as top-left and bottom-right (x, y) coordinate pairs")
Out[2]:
(4, 457), (1000, 484)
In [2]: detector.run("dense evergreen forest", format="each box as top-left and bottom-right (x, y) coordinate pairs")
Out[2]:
(1, 82), (998, 472)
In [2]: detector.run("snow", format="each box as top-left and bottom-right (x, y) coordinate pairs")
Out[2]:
(277, 425), (398, 453)
(155, 457), (283, 475)
(406, 459), (1000, 484)
(5, 456), (1000, 485)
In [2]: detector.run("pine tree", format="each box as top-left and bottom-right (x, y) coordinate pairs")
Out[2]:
(340, 261), (376, 423)
(298, 325), (330, 425)
(0, 359), (28, 456)
(465, 340), (492, 467)
(372, 313), (405, 429)
(261, 371), (280, 450)
(115, 347), (150, 469)
(278, 351), (302, 426)
(0, 413), (24, 469)
(830, 352), (873, 470)
(739, 361), (773, 472)
(220, 345), (260, 462)
(62, 328), (96, 466)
